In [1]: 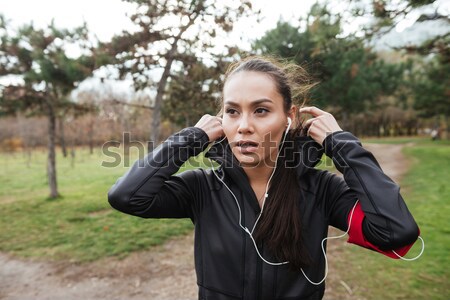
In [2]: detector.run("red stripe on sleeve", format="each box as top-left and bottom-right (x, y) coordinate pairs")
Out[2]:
(347, 202), (419, 259)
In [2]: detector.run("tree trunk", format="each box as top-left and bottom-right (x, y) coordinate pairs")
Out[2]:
(17, 113), (33, 167)
(147, 14), (196, 152)
(443, 114), (449, 140)
(88, 118), (94, 155)
(376, 119), (381, 137)
(47, 108), (59, 198)
(58, 116), (67, 157)
(341, 111), (349, 132)
(185, 113), (190, 128)
(149, 44), (179, 152)
(70, 139), (76, 168)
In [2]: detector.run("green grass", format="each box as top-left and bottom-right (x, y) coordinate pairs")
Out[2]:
(362, 135), (450, 146)
(362, 136), (423, 144)
(0, 147), (204, 262)
(332, 140), (450, 299)
(0, 139), (449, 299)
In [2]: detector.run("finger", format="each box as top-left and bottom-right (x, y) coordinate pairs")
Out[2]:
(305, 119), (320, 137)
(303, 118), (315, 128)
(307, 125), (312, 137)
(299, 106), (327, 117)
(303, 115), (324, 128)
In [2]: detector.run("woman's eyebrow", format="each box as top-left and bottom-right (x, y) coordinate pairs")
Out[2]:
(224, 98), (274, 106)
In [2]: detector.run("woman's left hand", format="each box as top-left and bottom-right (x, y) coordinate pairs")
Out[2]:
(299, 106), (343, 145)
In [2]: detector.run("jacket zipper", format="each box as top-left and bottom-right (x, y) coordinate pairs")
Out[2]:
(256, 240), (263, 299)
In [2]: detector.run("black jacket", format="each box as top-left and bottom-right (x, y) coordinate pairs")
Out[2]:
(108, 127), (419, 300)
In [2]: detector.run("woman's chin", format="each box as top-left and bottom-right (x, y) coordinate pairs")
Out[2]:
(234, 153), (262, 168)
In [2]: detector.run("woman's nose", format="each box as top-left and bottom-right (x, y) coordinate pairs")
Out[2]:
(237, 115), (253, 134)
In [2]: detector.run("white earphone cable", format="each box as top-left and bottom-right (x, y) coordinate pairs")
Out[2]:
(206, 118), (424, 286)
(392, 236), (425, 261)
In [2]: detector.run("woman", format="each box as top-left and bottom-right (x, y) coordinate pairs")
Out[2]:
(108, 56), (421, 299)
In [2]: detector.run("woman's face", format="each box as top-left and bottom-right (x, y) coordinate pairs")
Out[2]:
(222, 71), (291, 168)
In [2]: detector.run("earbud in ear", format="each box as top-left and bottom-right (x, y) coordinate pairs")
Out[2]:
(287, 117), (292, 129)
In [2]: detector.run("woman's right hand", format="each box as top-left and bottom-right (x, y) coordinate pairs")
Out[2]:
(194, 114), (224, 142)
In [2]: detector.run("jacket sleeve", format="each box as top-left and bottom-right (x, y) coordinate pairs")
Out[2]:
(322, 131), (420, 254)
(107, 127), (210, 220)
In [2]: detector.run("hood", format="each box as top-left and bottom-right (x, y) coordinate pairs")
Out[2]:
(205, 134), (324, 178)
(204, 134), (324, 213)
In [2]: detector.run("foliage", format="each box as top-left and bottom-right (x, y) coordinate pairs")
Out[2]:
(348, 0), (449, 121)
(0, 18), (100, 117)
(350, 0), (440, 36)
(411, 54), (450, 118)
(162, 58), (227, 127)
(253, 6), (408, 126)
(103, 0), (254, 143)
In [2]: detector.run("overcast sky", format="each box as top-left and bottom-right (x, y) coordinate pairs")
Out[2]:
(1, 0), (448, 89)
(0, 0), (320, 89)
(1, 0), (318, 42)
(3, 0), (448, 48)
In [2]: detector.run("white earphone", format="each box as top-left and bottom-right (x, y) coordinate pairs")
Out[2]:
(287, 117), (292, 130)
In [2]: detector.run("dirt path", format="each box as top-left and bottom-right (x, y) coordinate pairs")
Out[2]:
(0, 143), (411, 300)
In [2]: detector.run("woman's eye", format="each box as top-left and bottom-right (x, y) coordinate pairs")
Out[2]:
(255, 108), (269, 114)
(225, 108), (238, 115)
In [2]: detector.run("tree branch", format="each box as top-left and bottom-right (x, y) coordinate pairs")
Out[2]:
(108, 98), (154, 110)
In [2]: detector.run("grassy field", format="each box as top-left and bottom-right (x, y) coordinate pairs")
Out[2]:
(0, 147), (203, 262)
(362, 136), (425, 144)
(0, 138), (448, 299)
(362, 135), (449, 145)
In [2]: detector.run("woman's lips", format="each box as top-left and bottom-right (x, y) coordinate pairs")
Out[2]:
(235, 141), (259, 154)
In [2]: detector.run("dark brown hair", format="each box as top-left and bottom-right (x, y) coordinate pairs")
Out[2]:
(222, 56), (317, 270)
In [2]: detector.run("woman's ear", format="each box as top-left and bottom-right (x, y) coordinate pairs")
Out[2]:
(288, 105), (297, 125)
